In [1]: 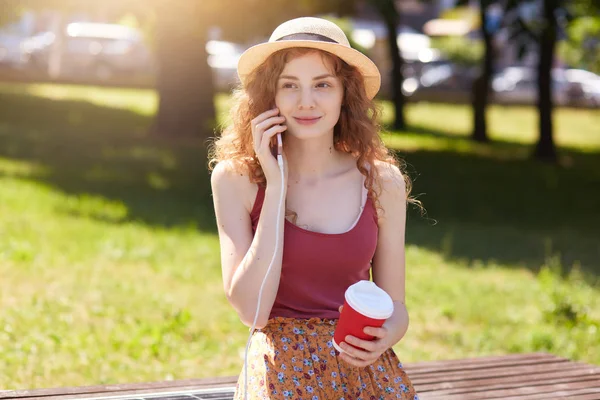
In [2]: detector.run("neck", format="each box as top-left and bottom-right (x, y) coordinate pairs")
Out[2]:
(283, 134), (349, 184)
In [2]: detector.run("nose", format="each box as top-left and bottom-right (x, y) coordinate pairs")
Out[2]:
(297, 87), (316, 110)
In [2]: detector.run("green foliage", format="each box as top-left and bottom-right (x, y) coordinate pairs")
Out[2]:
(538, 261), (593, 327)
(430, 36), (483, 67)
(499, 0), (600, 73)
(535, 259), (600, 357)
(439, 4), (480, 28)
(558, 16), (600, 73)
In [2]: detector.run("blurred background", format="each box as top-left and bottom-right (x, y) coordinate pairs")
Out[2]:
(0, 0), (598, 391)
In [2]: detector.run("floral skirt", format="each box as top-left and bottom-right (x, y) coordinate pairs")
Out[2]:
(233, 317), (418, 400)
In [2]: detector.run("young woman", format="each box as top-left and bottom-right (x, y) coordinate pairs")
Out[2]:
(209, 17), (419, 400)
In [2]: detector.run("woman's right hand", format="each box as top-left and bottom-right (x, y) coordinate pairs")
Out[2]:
(251, 107), (288, 188)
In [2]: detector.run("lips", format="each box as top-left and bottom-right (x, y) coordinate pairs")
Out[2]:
(293, 116), (321, 125)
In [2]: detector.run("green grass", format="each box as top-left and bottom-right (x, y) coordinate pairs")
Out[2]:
(0, 82), (599, 389)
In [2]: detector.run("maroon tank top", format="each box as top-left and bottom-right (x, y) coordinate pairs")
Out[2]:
(250, 180), (379, 319)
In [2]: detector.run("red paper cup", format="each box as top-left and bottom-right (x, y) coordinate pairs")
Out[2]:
(333, 280), (394, 354)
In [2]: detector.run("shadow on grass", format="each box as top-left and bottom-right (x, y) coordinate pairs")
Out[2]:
(0, 90), (216, 231)
(1, 90), (599, 276)
(400, 147), (600, 276)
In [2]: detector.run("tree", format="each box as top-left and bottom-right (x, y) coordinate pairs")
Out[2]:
(534, 0), (559, 162)
(151, 2), (215, 138)
(504, 0), (599, 162)
(369, 0), (406, 130)
(445, 1), (496, 143)
(471, 1), (497, 143)
(503, 0), (559, 162)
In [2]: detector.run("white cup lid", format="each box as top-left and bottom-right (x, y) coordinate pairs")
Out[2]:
(345, 280), (394, 319)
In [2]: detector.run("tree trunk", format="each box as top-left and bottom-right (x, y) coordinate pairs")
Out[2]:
(471, 2), (493, 143)
(534, 0), (558, 162)
(152, 3), (216, 139)
(386, 18), (405, 130)
(377, 0), (405, 130)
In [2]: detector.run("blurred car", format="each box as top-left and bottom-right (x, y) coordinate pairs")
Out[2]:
(0, 22), (28, 68)
(402, 62), (475, 103)
(563, 69), (600, 108)
(23, 22), (155, 81)
(491, 66), (570, 106)
(350, 20), (439, 62)
(0, 34), (26, 67)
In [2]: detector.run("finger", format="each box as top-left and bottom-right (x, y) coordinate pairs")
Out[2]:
(251, 108), (279, 127)
(340, 341), (372, 361)
(338, 305), (343, 313)
(251, 110), (281, 147)
(364, 326), (388, 339)
(254, 123), (285, 155)
(260, 124), (287, 150)
(255, 115), (286, 134)
(258, 130), (285, 161)
(345, 335), (377, 352)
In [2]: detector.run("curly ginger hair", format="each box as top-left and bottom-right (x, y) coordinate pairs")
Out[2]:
(208, 47), (419, 222)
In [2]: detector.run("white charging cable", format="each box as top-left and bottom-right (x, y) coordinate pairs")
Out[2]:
(243, 133), (285, 400)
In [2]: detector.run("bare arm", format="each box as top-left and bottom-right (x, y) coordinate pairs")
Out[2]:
(211, 161), (286, 328)
(372, 162), (409, 346)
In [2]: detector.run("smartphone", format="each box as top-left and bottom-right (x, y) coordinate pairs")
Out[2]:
(270, 113), (285, 158)
(270, 134), (283, 158)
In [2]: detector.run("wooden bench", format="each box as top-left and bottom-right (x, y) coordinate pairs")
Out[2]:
(2, 353), (599, 399)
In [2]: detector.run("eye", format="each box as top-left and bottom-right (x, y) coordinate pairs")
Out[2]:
(317, 82), (331, 88)
(282, 83), (296, 89)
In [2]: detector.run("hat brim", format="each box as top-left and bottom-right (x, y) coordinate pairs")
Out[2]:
(237, 40), (381, 99)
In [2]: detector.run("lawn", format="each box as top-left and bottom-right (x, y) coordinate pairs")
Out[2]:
(0, 82), (599, 389)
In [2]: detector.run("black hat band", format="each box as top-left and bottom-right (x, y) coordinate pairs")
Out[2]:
(276, 33), (339, 44)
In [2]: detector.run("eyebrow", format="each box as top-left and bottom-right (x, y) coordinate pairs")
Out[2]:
(278, 74), (335, 80)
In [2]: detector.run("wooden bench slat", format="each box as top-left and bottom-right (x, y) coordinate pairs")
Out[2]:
(500, 387), (600, 400)
(408, 361), (593, 384)
(414, 369), (600, 394)
(1, 353), (597, 400)
(417, 374), (600, 396)
(0, 385), (235, 400)
(403, 354), (570, 375)
(401, 352), (563, 372)
(422, 381), (600, 400)
(566, 393), (600, 400)
(0, 378), (238, 400)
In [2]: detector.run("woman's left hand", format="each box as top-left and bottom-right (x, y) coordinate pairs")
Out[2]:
(337, 305), (391, 367)
(338, 326), (390, 367)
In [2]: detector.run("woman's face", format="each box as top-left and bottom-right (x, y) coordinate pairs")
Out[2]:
(274, 52), (344, 139)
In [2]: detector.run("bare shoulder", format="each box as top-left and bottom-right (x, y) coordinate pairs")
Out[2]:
(211, 160), (256, 213)
(373, 160), (406, 196)
(371, 160), (407, 225)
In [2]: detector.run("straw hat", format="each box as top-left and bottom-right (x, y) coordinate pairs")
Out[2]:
(237, 17), (381, 99)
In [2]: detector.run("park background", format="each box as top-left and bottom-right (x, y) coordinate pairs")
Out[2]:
(0, 0), (599, 390)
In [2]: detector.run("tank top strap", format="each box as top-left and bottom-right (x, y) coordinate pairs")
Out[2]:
(360, 173), (368, 210)
(361, 162), (373, 207)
